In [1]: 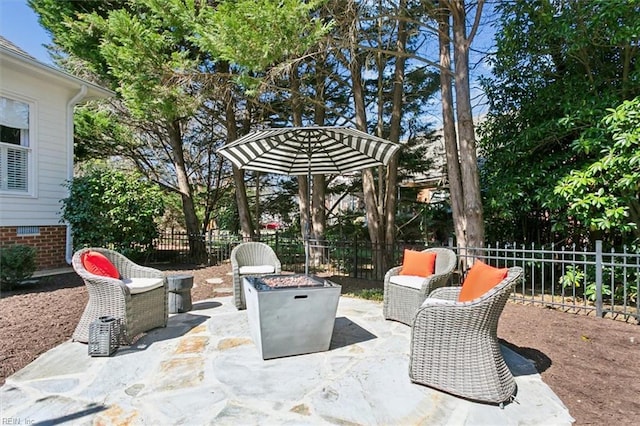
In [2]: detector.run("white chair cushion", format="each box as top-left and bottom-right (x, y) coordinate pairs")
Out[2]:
(123, 277), (165, 294)
(239, 265), (276, 274)
(421, 298), (455, 307)
(389, 275), (425, 290)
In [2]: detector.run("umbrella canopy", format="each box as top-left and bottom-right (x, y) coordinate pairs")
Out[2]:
(217, 126), (401, 275)
(217, 126), (400, 175)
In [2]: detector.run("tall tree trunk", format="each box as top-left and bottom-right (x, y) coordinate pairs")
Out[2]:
(451, 0), (485, 254)
(290, 68), (308, 248)
(351, 0), (409, 279)
(373, 2), (388, 276)
(311, 174), (325, 265)
(384, 0), (408, 274)
(221, 61), (254, 240)
(231, 166), (254, 240)
(438, 5), (466, 265)
(311, 64), (327, 265)
(168, 121), (207, 262)
(353, 52), (384, 277)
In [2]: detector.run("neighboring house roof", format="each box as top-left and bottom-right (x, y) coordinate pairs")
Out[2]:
(399, 135), (448, 189)
(400, 115), (487, 191)
(0, 35), (114, 100)
(0, 36), (37, 59)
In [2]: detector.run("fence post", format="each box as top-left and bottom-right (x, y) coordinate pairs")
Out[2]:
(353, 234), (358, 278)
(595, 240), (603, 318)
(206, 229), (211, 265)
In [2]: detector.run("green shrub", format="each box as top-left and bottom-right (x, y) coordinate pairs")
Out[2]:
(0, 245), (37, 291)
(60, 164), (165, 256)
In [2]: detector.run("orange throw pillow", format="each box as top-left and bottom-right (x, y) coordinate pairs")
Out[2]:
(399, 249), (437, 277)
(82, 250), (120, 279)
(458, 260), (508, 302)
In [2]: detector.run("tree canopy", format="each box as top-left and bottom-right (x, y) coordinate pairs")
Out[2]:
(31, 0), (489, 268)
(479, 0), (640, 246)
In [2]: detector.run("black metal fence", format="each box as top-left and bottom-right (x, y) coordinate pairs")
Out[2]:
(150, 230), (639, 323)
(460, 241), (639, 323)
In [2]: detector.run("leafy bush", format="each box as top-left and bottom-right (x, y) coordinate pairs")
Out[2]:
(555, 97), (640, 243)
(60, 164), (165, 256)
(0, 245), (37, 291)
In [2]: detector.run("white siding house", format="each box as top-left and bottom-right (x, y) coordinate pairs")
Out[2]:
(0, 37), (113, 271)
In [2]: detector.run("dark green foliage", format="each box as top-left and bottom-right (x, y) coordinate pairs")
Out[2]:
(325, 211), (369, 242)
(29, 0), (130, 79)
(0, 245), (37, 291)
(479, 0), (640, 246)
(256, 176), (299, 232)
(73, 106), (131, 162)
(60, 165), (165, 256)
(555, 97), (640, 242)
(395, 201), (452, 244)
(191, 0), (330, 73)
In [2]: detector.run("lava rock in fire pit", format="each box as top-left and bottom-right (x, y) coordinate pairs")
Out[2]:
(254, 275), (326, 291)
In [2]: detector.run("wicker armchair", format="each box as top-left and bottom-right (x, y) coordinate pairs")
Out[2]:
(72, 248), (168, 344)
(231, 242), (282, 310)
(383, 247), (457, 325)
(409, 266), (523, 405)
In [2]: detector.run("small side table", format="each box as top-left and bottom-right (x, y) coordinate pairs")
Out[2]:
(167, 274), (194, 313)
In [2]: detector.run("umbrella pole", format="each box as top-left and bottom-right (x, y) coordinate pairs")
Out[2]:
(305, 160), (311, 276)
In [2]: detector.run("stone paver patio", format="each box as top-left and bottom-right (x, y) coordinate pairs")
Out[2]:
(0, 296), (574, 425)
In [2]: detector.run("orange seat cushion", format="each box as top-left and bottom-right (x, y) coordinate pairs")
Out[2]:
(458, 260), (508, 302)
(399, 249), (437, 277)
(82, 251), (120, 279)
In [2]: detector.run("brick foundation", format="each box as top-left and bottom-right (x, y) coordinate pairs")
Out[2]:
(0, 225), (68, 270)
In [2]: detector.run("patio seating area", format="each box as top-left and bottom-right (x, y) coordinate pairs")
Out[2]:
(410, 267), (523, 405)
(71, 248), (168, 344)
(383, 247), (457, 325)
(231, 241), (282, 310)
(0, 295), (573, 425)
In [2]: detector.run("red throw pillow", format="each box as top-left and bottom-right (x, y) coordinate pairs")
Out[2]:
(458, 260), (508, 302)
(399, 249), (437, 277)
(82, 250), (120, 279)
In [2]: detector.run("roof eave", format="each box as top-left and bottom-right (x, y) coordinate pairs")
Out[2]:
(0, 46), (114, 100)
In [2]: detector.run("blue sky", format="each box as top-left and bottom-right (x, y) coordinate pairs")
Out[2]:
(0, 0), (53, 64)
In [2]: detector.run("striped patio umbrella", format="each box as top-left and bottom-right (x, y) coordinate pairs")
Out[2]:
(217, 126), (399, 175)
(217, 126), (401, 274)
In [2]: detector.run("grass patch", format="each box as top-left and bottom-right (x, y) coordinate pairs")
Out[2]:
(344, 288), (384, 301)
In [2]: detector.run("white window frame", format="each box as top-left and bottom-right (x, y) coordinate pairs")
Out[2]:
(0, 95), (36, 197)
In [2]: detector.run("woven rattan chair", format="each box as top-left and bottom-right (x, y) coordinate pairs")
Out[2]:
(231, 242), (282, 310)
(72, 248), (168, 344)
(409, 266), (523, 405)
(383, 247), (457, 325)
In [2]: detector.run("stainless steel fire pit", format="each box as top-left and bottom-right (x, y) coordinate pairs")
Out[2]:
(243, 275), (341, 360)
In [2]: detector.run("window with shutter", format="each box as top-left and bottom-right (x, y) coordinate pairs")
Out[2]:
(0, 97), (30, 193)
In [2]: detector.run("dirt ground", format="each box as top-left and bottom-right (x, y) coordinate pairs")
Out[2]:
(1, 263), (638, 425)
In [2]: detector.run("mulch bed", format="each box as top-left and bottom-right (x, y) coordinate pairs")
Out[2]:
(1, 263), (638, 425)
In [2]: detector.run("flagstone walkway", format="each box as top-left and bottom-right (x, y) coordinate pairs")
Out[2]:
(0, 296), (574, 425)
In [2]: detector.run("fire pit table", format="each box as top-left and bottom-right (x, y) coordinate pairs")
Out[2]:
(243, 274), (341, 360)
